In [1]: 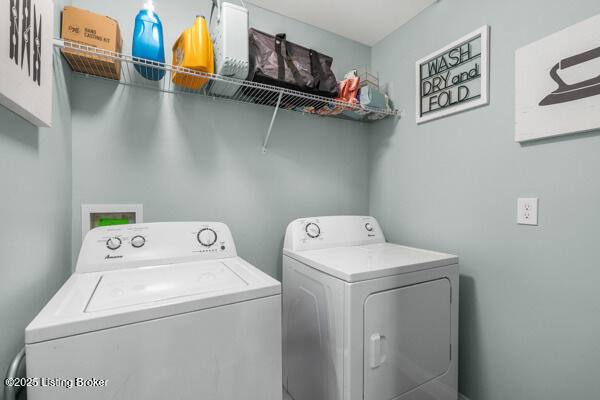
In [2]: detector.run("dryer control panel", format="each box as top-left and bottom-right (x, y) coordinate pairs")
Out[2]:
(77, 222), (237, 273)
(283, 216), (386, 252)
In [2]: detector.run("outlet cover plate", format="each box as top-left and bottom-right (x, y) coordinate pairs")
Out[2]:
(517, 198), (538, 225)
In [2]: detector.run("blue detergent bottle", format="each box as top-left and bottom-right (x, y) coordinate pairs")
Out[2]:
(132, 0), (165, 80)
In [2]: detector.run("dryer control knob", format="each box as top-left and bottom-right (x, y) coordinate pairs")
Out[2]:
(306, 222), (321, 239)
(365, 223), (374, 232)
(131, 235), (145, 248)
(106, 237), (122, 250)
(197, 228), (217, 247)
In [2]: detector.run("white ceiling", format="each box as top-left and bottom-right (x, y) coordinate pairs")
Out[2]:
(247, 0), (437, 46)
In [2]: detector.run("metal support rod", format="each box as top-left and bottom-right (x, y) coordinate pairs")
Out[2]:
(262, 91), (284, 154)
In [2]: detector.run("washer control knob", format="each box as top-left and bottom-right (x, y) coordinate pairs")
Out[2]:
(197, 228), (217, 247)
(365, 223), (374, 232)
(305, 222), (321, 239)
(106, 237), (122, 250)
(131, 235), (145, 248)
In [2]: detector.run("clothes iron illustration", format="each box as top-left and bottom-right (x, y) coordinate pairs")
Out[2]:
(539, 46), (600, 106)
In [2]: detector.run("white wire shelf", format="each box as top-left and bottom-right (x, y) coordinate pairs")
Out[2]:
(54, 38), (399, 152)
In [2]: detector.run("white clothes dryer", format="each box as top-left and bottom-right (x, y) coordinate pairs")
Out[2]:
(282, 216), (458, 400)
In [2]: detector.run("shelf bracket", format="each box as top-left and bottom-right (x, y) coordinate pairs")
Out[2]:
(262, 91), (284, 154)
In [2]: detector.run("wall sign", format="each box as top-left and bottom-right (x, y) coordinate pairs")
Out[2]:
(416, 25), (489, 124)
(515, 14), (600, 142)
(0, 0), (53, 127)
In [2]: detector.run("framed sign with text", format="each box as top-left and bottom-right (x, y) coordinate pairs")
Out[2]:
(416, 25), (489, 124)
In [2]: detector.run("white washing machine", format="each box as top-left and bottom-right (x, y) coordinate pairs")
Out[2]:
(282, 216), (458, 400)
(26, 222), (282, 400)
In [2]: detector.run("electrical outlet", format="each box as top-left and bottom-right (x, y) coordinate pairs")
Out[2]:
(517, 198), (539, 225)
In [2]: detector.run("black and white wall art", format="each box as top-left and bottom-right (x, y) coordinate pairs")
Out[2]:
(416, 25), (490, 124)
(515, 14), (600, 142)
(1, 0), (53, 127)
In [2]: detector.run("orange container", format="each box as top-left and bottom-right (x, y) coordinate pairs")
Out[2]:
(172, 15), (214, 89)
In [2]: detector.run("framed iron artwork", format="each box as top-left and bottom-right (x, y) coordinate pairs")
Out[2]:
(416, 25), (490, 124)
(515, 14), (600, 142)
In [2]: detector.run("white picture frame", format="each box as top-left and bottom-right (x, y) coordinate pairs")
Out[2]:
(81, 204), (144, 240)
(416, 25), (490, 124)
(515, 14), (600, 142)
(0, 0), (54, 127)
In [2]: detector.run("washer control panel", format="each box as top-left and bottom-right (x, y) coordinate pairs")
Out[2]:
(284, 216), (385, 252)
(78, 222), (237, 273)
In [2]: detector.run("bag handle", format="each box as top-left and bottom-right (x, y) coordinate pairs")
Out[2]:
(275, 33), (305, 89)
(309, 49), (326, 90)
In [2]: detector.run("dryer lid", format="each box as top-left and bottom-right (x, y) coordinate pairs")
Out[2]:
(284, 243), (457, 282)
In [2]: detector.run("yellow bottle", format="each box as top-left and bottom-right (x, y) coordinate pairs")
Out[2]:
(172, 15), (214, 89)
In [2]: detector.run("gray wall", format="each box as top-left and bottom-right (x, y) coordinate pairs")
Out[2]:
(369, 1), (600, 399)
(0, 1), (72, 398)
(70, 0), (372, 277)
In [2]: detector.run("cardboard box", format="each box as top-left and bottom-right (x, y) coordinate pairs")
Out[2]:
(61, 6), (123, 80)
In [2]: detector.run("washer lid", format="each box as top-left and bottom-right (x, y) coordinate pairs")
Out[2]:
(284, 242), (458, 282)
(86, 262), (247, 313)
(25, 257), (281, 344)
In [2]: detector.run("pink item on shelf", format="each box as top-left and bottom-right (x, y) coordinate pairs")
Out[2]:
(317, 77), (360, 115)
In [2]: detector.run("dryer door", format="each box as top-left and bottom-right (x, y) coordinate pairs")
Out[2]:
(363, 279), (451, 399)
